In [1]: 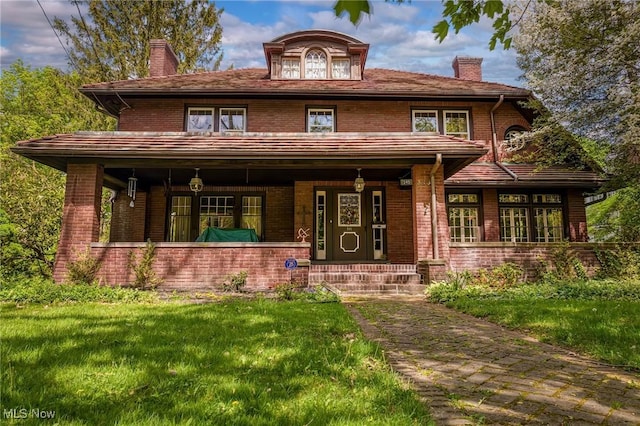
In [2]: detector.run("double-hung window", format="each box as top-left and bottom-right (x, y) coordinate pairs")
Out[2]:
(186, 107), (246, 133)
(307, 108), (335, 133)
(412, 110), (439, 133)
(447, 193), (481, 242)
(444, 111), (470, 139)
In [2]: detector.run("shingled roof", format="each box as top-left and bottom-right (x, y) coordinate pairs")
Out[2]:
(80, 68), (531, 98)
(445, 163), (604, 189)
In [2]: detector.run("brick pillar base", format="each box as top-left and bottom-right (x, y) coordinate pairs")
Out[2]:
(418, 259), (448, 284)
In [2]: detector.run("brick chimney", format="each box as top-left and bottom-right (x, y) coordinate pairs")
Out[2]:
(452, 56), (483, 81)
(149, 39), (179, 77)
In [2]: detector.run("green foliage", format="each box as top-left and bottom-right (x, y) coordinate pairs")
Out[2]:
(0, 301), (431, 424)
(53, 0), (224, 81)
(0, 277), (157, 304)
(66, 247), (102, 285)
(333, 0), (372, 25)
(303, 284), (341, 303)
(595, 245), (640, 279)
(536, 242), (588, 283)
(127, 240), (162, 290)
(221, 270), (248, 292)
(274, 280), (302, 300)
(0, 61), (114, 279)
(588, 187), (640, 242)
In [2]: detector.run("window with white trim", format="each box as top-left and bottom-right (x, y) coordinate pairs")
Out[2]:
(498, 193), (564, 242)
(282, 59), (300, 79)
(305, 50), (327, 79)
(331, 59), (350, 79)
(444, 111), (470, 139)
(412, 110), (439, 133)
(186, 107), (246, 133)
(307, 108), (334, 133)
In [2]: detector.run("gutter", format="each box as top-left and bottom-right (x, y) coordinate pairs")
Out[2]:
(490, 95), (518, 180)
(430, 153), (442, 260)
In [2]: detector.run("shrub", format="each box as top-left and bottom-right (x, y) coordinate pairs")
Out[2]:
(485, 263), (523, 288)
(302, 284), (340, 303)
(128, 240), (162, 289)
(537, 242), (588, 283)
(274, 281), (303, 300)
(222, 270), (248, 292)
(66, 247), (102, 285)
(595, 245), (640, 279)
(0, 277), (158, 304)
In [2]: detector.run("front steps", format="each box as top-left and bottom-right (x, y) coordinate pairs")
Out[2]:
(309, 263), (423, 295)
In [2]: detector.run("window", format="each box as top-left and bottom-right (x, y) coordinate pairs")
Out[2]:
(186, 107), (246, 133)
(332, 59), (350, 79)
(282, 59), (300, 79)
(499, 193), (564, 242)
(219, 109), (245, 132)
(447, 193), (480, 242)
(502, 126), (527, 152)
(444, 111), (470, 139)
(168, 193), (264, 241)
(307, 108), (334, 133)
(187, 108), (214, 132)
(169, 196), (192, 242)
(305, 50), (327, 79)
(412, 110), (439, 133)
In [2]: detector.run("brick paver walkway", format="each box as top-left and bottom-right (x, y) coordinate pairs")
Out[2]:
(344, 297), (640, 425)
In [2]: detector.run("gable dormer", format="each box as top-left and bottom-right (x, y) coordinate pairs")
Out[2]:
(263, 30), (369, 80)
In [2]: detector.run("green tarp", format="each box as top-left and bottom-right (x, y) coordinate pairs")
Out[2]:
(196, 227), (259, 242)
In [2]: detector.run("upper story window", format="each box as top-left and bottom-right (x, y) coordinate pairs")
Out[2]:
(444, 111), (470, 139)
(282, 59), (300, 79)
(307, 108), (334, 133)
(412, 110), (439, 133)
(502, 126), (527, 152)
(186, 107), (246, 133)
(305, 50), (327, 79)
(187, 108), (214, 132)
(332, 59), (350, 79)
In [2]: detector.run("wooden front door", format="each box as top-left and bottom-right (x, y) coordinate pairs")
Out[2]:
(315, 188), (386, 261)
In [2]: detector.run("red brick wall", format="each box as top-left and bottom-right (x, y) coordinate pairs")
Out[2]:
(385, 183), (413, 263)
(482, 188), (500, 241)
(110, 190), (146, 242)
(412, 164), (450, 263)
(147, 186), (166, 241)
(449, 243), (606, 281)
(90, 243), (310, 290)
(53, 164), (104, 282)
(567, 189), (589, 242)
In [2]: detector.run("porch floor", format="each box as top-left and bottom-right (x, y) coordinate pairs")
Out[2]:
(309, 263), (423, 295)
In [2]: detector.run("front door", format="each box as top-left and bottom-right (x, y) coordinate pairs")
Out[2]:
(315, 188), (386, 261)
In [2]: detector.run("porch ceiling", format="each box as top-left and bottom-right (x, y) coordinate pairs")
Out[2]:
(13, 131), (488, 187)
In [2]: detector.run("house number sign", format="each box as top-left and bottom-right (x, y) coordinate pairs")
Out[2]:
(284, 258), (298, 270)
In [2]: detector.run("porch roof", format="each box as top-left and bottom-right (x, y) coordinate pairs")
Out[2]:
(13, 131), (488, 181)
(445, 162), (605, 189)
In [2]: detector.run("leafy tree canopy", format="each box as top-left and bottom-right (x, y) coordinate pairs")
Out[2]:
(53, 0), (223, 82)
(0, 61), (114, 278)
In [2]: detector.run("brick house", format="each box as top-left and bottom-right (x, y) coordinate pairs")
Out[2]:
(13, 30), (604, 293)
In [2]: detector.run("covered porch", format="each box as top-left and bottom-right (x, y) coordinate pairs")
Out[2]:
(13, 131), (487, 291)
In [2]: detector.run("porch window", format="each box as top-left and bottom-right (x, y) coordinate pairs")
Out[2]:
(447, 193), (480, 242)
(307, 108), (334, 133)
(412, 110), (438, 133)
(305, 50), (327, 79)
(200, 196), (235, 233)
(241, 196), (263, 238)
(444, 111), (470, 139)
(187, 108), (214, 132)
(219, 109), (246, 132)
(331, 59), (350, 79)
(499, 193), (564, 242)
(169, 196), (192, 242)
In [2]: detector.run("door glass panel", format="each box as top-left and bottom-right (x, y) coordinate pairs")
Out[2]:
(338, 193), (361, 227)
(170, 196), (192, 242)
(316, 191), (326, 259)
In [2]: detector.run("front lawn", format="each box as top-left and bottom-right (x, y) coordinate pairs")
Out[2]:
(1, 300), (432, 425)
(427, 279), (640, 370)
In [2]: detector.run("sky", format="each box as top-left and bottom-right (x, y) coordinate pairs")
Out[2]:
(0, 0), (523, 87)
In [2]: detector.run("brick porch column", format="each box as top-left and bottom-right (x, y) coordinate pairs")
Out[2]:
(53, 163), (104, 282)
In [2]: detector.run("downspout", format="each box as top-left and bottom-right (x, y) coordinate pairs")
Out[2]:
(490, 95), (518, 180)
(430, 153), (442, 259)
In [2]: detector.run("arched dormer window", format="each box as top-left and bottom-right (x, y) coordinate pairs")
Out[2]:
(305, 50), (327, 79)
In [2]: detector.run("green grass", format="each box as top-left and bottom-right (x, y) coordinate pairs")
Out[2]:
(431, 282), (640, 370)
(1, 300), (432, 425)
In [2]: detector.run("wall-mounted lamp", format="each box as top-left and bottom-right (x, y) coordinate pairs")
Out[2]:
(189, 168), (204, 193)
(353, 168), (365, 193)
(127, 169), (137, 208)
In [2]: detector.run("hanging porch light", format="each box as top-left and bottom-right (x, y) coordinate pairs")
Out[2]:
(127, 169), (137, 207)
(353, 168), (365, 193)
(189, 168), (204, 193)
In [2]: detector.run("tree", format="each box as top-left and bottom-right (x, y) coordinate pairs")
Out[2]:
(53, 0), (223, 82)
(0, 61), (114, 279)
